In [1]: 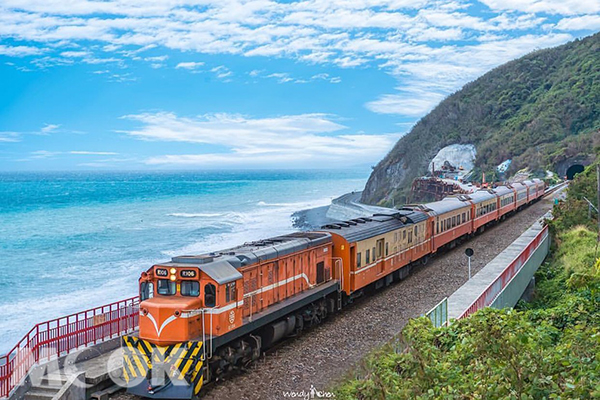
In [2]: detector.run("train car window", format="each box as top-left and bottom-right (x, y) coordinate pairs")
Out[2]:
(403, 230), (406, 240)
(462, 213), (466, 223)
(140, 282), (154, 301)
(408, 231), (412, 244)
(357, 252), (361, 268)
(204, 283), (216, 307)
(372, 247), (376, 260)
(414, 226), (418, 236)
(385, 242), (389, 256)
(394, 232), (398, 242)
(436, 221), (439, 234)
(376, 239), (383, 258)
(366, 249), (370, 264)
(451, 216), (455, 227)
(181, 281), (200, 297)
(157, 279), (176, 296)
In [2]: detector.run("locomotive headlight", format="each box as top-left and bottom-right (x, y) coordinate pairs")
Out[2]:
(170, 275), (176, 281)
(170, 268), (176, 274)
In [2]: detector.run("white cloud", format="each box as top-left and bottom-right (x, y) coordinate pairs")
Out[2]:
(478, 0), (600, 15)
(29, 150), (61, 159)
(211, 65), (232, 80)
(0, 132), (20, 142)
(175, 61), (205, 70)
(366, 89), (446, 116)
(0, 0), (596, 119)
(121, 111), (398, 167)
(61, 50), (89, 58)
(41, 124), (60, 134)
(266, 72), (294, 83)
(145, 55), (168, 62)
(0, 44), (44, 57)
(69, 151), (118, 155)
(556, 15), (600, 30)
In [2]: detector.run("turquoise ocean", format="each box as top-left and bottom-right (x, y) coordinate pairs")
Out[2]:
(0, 169), (369, 353)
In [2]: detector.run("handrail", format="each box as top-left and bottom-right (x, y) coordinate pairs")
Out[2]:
(458, 225), (548, 319)
(425, 297), (448, 327)
(0, 296), (139, 399)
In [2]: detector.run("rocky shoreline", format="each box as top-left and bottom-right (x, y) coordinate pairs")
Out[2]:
(292, 191), (395, 230)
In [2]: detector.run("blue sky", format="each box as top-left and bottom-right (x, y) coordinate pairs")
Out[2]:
(0, 0), (599, 170)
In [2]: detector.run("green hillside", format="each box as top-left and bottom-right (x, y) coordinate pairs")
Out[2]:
(362, 32), (600, 206)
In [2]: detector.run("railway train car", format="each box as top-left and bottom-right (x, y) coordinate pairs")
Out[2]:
(320, 209), (429, 295)
(420, 196), (472, 253)
(514, 182), (529, 209)
(122, 181), (545, 399)
(471, 190), (498, 232)
(496, 185), (516, 220)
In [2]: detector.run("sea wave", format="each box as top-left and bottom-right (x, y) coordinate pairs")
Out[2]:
(167, 212), (224, 218)
(164, 196), (335, 258)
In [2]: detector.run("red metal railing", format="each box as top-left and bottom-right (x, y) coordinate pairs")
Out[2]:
(458, 225), (548, 319)
(0, 296), (139, 398)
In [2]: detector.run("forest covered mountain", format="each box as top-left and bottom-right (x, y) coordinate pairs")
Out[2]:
(362, 32), (600, 206)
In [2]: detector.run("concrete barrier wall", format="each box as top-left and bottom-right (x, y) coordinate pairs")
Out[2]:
(490, 231), (550, 309)
(448, 212), (551, 320)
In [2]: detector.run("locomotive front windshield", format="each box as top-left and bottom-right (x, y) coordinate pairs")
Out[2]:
(181, 281), (200, 297)
(157, 279), (176, 296)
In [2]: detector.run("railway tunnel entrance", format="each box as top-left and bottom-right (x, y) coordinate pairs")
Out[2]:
(566, 164), (584, 180)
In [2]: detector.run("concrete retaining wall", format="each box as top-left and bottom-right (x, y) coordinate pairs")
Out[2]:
(448, 212), (551, 320)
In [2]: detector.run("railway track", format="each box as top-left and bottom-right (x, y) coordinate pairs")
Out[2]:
(111, 187), (563, 400)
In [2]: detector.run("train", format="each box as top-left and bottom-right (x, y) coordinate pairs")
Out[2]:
(121, 179), (545, 399)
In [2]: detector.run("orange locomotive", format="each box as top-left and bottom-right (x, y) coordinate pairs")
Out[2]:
(122, 232), (338, 398)
(122, 179), (544, 398)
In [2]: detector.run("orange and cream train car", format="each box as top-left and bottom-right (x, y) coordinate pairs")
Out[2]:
(121, 181), (545, 398)
(320, 210), (429, 296)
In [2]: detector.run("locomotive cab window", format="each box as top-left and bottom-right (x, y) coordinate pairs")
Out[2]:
(204, 283), (216, 307)
(157, 279), (176, 296)
(225, 282), (237, 302)
(140, 281), (154, 301)
(181, 281), (200, 297)
(357, 252), (361, 268)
